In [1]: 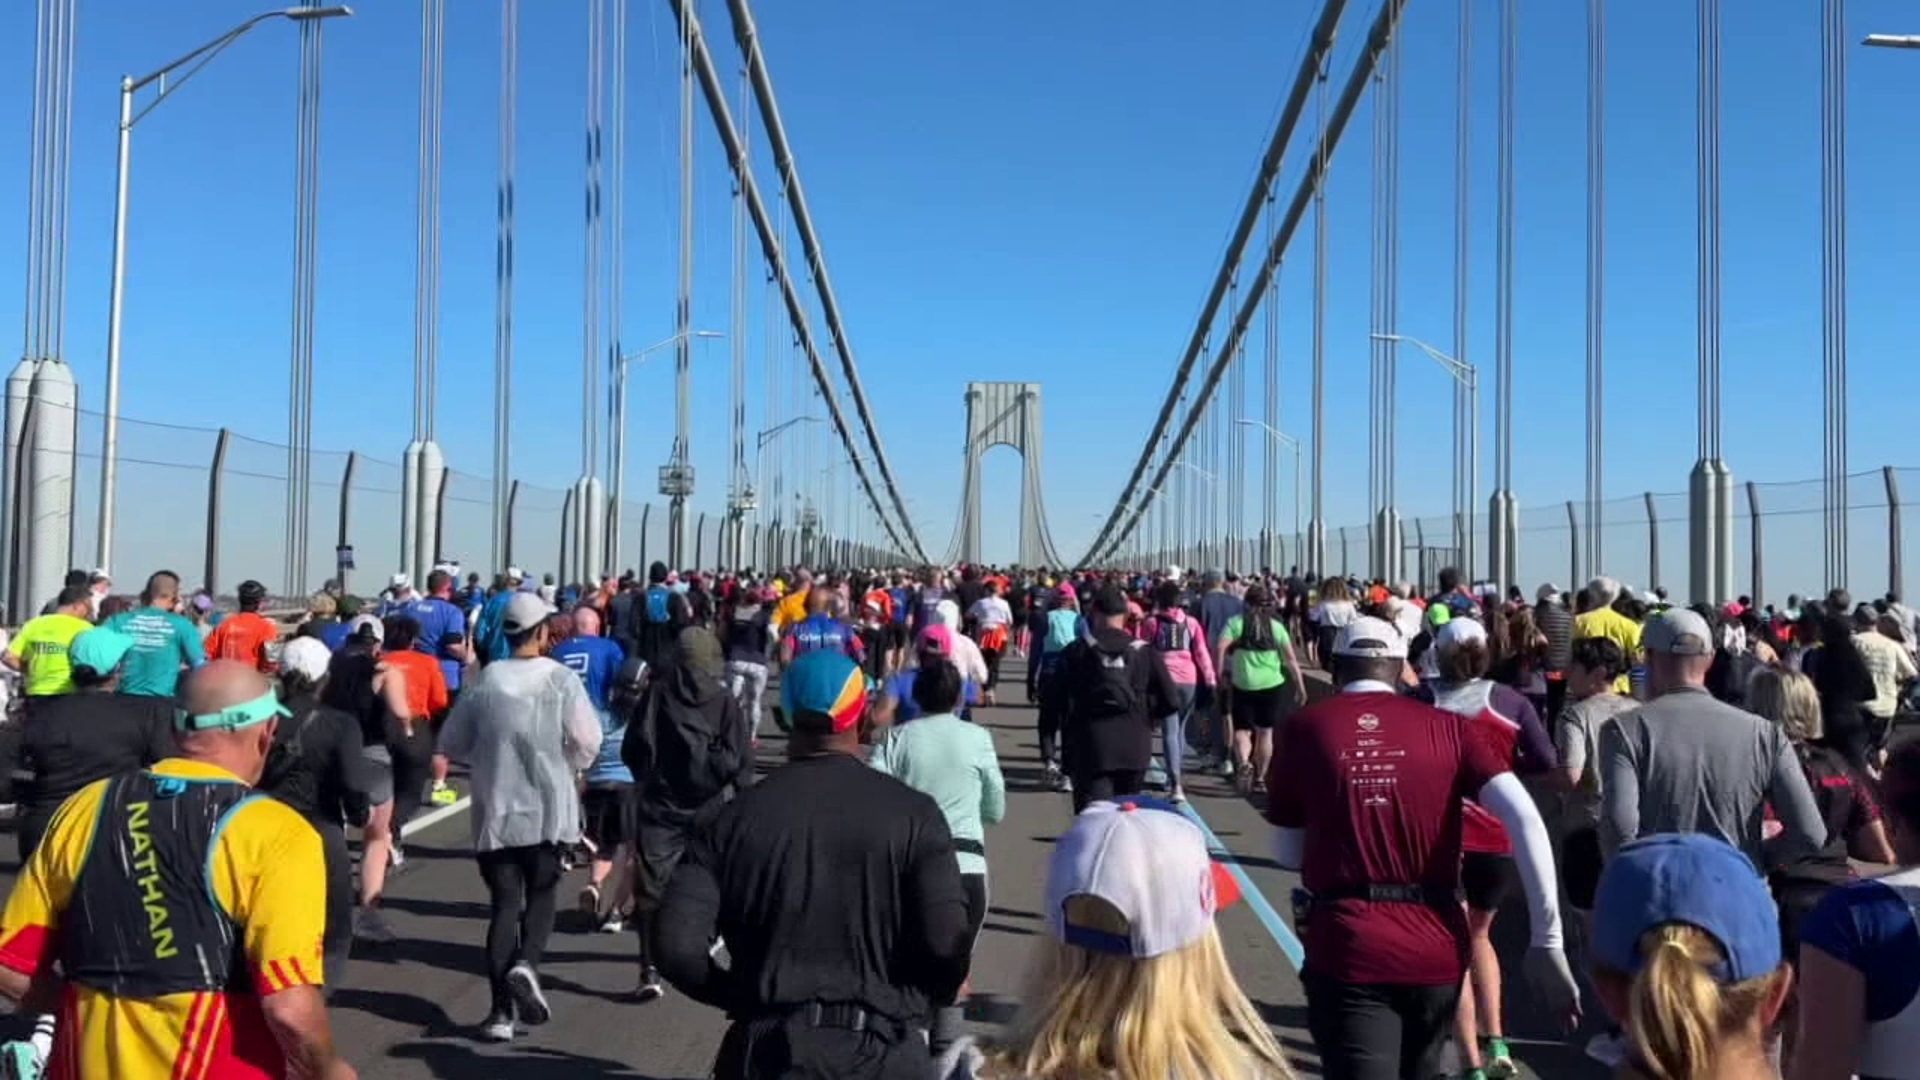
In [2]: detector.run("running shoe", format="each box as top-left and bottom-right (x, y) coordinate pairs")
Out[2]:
(428, 780), (459, 806)
(505, 962), (551, 1025)
(0, 1040), (42, 1080)
(353, 907), (397, 945)
(1169, 787), (1187, 805)
(635, 965), (666, 1003)
(1585, 1030), (1630, 1068)
(479, 1011), (516, 1043)
(1043, 763), (1064, 791)
(598, 915), (626, 934)
(1484, 1036), (1516, 1078)
(578, 883), (601, 918)
(388, 844), (406, 870)
(1217, 758), (1238, 779)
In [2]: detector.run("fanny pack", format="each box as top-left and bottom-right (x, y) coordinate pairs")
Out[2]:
(952, 836), (986, 857)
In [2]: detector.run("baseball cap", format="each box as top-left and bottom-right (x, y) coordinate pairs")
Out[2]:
(1057, 582), (1078, 602)
(917, 624), (954, 657)
(280, 636), (332, 682)
(1592, 833), (1779, 982)
(506, 565), (525, 582)
(1435, 617), (1487, 650)
(501, 592), (556, 635)
(388, 572), (410, 590)
(1332, 616), (1408, 660)
(346, 613), (383, 643)
(1537, 582), (1561, 603)
(780, 649), (868, 734)
(1048, 797), (1241, 958)
(1643, 608), (1715, 656)
(1164, 565), (1184, 581)
(69, 627), (135, 673)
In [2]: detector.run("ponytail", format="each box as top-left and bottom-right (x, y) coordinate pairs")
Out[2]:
(1617, 924), (1784, 1080)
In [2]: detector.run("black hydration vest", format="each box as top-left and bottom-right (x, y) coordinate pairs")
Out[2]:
(60, 771), (258, 998)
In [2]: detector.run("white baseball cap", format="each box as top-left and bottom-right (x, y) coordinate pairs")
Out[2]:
(506, 565), (525, 582)
(1163, 564), (1184, 581)
(347, 613), (384, 643)
(1332, 615), (1409, 660)
(281, 636), (332, 681)
(388, 572), (410, 590)
(1435, 616), (1488, 650)
(1047, 798), (1240, 959)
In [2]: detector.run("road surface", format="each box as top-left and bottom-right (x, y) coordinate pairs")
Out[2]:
(0, 659), (1607, 1079)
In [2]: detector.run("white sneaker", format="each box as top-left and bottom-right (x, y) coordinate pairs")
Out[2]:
(479, 1012), (515, 1043)
(505, 963), (551, 1025)
(1586, 1031), (1630, 1068)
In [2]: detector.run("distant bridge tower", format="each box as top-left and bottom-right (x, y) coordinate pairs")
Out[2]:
(952, 382), (1065, 567)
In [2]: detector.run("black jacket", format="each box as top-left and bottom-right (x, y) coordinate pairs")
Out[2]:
(1046, 625), (1180, 776)
(260, 694), (372, 830)
(0, 692), (176, 856)
(623, 657), (749, 825)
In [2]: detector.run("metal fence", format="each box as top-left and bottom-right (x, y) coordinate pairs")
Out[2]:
(1133, 467), (1914, 607)
(56, 410), (894, 598)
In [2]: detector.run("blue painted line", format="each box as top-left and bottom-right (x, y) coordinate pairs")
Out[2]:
(1178, 800), (1305, 970)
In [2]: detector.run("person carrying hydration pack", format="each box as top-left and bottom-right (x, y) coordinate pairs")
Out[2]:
(1034, 583), (1089, 792)
(628, 562), (680, 671)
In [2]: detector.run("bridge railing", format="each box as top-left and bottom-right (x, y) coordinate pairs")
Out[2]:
(1131, 466), (1915, 605)
(52, 409), (895, 599)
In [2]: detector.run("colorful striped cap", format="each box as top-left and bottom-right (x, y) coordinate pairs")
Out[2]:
(781, 649), (868, 733)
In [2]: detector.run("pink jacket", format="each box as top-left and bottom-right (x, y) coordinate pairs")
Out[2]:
(1136, 610), (1216, 687)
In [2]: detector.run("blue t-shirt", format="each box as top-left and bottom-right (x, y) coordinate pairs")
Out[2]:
(317, 620), (352, 652)
(405, 596), (469, 691)
(790, 614), (859, 659)
(551, 635), (626, 712)
(883, 668), (977, 724)
(887, 587), (912, 626)
(103, 606), (206, 697)
(476, 591), (514, 664)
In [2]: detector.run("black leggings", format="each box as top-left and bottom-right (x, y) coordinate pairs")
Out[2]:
(981, 647), (1003, 691)
(1070, 770), (1145, 814)
(1303, 968), (1460, 1080)
(476, 843), (563, 1017)
(316, 821), (354, 998)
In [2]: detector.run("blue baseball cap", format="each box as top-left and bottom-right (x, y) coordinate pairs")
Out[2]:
(1591, 833), (1780, 982)
(69, 627), (135, 674)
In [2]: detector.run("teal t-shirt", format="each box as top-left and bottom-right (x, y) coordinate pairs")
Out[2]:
(1222, 612), (1291, 693)
(103, 605), (207, 696)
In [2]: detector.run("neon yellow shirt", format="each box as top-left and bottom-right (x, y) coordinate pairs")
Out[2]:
(8, 612), (91, 696)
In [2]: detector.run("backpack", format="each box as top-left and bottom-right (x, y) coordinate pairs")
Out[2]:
(1079, 640), (1144, 719)
(1044, 609), (1082, 654)
(1150, 613), (1192, 655)
(644, 585), (673, 624)
(638, 682), (744, 809)
(918, 587), (947, 627)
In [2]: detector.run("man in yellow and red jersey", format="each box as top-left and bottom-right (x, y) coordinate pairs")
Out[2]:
(0, 661), (353, 1080)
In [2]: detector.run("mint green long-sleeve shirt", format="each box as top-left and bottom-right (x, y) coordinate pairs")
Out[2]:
(869, 713), (1006, 876)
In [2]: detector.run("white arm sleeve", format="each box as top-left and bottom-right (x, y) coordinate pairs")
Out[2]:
(1273, 827), (1305, 871)
(1478, 772), (1564, 950)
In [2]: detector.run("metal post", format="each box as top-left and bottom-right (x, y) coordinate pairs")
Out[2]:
(337, 451), (356, 595)
(204, 428), (230, 598)
(1887, 466), (1903, 599)
(433, 467), (450, 567)
(1747, 479), (1763, 607)
(559, 486), (574, 586)
(504, 479), (519, 570)
(638, 503), (650, 575)
(98, 79), (134, 574)
(1645, 492), (1660, 593)
(1567, 500), (1579, 595)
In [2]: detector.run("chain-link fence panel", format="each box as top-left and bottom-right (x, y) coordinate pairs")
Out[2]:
(438, 470), (495, 578)
(71, 413), (219, 588)
(303, 446), (348, 591)
(511, 483), (566, 582)
(342, 455), (405, 597)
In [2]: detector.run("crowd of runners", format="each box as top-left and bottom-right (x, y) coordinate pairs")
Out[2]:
(0, 555), (1911, 1078)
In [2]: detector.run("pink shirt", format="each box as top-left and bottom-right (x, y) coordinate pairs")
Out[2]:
(1137, 609), (1216, 688)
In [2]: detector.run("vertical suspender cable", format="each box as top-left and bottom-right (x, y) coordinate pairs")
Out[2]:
(492, 0), (518, 571)
(730, 58), (751, 564)
(671, 0), (694, 563)
(1309, 38), (1329, 575)
(609, 0), (627, 536)
(1821, 0), (1848, 588)
(1586, 0), (1605, 578)
(585, 0), (604, 480)
(1454, 0), (1471, 571)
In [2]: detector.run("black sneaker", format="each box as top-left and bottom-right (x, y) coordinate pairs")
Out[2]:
(634, 965), (666, 1003)
(505, 962), (551, 1025)
(353, 908), (397, 945)
(479, 1010), (515, 1043)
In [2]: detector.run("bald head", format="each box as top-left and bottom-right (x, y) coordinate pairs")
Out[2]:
(177, 660), (281, 783)
(572, 605), (602, 637)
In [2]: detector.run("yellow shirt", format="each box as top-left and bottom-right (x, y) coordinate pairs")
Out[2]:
(8, 613), (92, 697)
(773, 587), (811, 632)
(0, 758), (327, 1080)
(1573, 606), (1643, 694)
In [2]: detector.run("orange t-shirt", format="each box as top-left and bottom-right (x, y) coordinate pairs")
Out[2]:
(383, 649), (450, 721)
(204, 611), (280, 673)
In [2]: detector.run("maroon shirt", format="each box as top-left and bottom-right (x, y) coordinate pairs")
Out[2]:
(1266, 689), (1507, 985)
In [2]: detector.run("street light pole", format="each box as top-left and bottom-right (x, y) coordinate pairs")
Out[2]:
(1370, 332), (1480, 576)
(1234, 418), (1303, 566)
(98, 4), (352, 573)
(609, 327), (720, 569)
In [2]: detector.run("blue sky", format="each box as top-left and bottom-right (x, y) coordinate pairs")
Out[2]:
(2, 0), (1918, 591)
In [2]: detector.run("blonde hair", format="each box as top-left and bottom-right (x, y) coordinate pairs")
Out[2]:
(1749, 667), (1822, 743)
(1595, 923), (1786, 1080)
(981, 896), (1294, 1080)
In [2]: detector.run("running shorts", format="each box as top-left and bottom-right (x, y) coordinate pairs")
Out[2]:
(581, 783), (633, 849)
(1231, 685), (1285, 731)
(1461, 850), (1517, 913)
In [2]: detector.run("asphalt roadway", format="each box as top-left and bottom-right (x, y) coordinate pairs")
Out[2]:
(0, 659), (1611, 1080)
